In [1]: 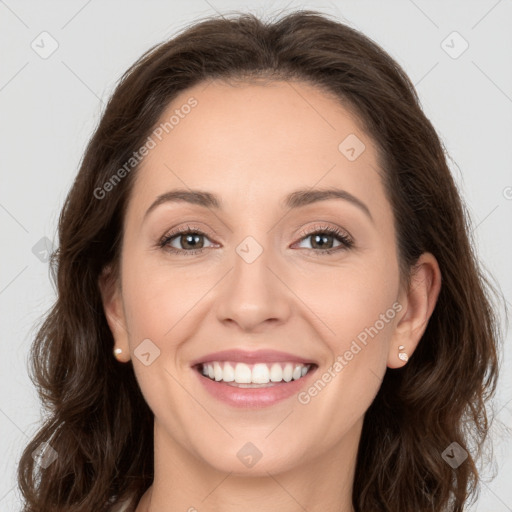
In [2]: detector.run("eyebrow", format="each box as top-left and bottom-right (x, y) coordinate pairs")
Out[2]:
(143, 187), (373, 223)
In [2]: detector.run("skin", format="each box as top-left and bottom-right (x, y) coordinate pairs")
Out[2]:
(99, 79), (441, 512)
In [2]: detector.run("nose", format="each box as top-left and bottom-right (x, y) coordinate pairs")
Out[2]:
(215, 241), (292, 332)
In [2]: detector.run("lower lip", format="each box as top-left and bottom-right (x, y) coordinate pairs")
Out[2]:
(193, 366), (317, 408)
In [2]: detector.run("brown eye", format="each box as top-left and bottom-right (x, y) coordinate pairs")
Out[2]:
(294, 225), (354, 254)
(174, 232), (205, 250)
(159, 226), (216, 255)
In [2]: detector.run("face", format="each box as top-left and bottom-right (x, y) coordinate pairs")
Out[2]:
(104, 79), (409, 476)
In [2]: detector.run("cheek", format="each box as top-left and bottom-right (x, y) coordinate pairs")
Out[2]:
(291, 250), (399, 404)
(292, 249), (399, 346)
(295, 295), (397, 449)
(118, 255), (208, 433)
(120, 249), (210, 341)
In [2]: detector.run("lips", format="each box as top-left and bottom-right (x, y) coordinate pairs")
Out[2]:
(190, 349), (319, 408)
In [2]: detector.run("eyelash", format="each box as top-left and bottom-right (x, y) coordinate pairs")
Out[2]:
(158, 223), (354, 256)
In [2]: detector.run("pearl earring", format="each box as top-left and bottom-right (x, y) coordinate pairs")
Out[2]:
(113, 347), (123, 360)
(398, 345), (409, 362)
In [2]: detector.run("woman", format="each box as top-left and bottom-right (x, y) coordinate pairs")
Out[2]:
(17, 10), (502, 512)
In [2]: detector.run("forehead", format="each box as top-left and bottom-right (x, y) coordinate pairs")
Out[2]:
(128, 79), (386, 222)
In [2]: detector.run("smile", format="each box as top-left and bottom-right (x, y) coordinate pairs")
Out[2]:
(197, 361), (315, 387)
(193, 361), (318, 408)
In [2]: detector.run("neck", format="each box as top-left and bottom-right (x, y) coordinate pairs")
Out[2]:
(139, 418), (361, 512)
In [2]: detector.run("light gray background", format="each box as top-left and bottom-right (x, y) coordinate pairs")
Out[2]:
(1, 1), (511, 510)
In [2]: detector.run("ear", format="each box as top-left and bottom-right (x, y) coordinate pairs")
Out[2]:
(98, 265), (130, 362)
(388, 252), (442, 368)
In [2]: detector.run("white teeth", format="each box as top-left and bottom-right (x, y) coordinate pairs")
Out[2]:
(222, 362), (235, 382)
(251, 363), (270, 384)
(269, 363), (283, 382)
(214, 362), (223, 381)
(199, 361), (313, 384)
(234, 363), (252, 383)
(282, 363), (293, 382)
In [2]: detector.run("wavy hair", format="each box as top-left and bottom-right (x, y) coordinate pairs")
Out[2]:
(17, 10), (503, 511)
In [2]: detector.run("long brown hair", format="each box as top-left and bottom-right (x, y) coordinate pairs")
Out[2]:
(17, 10), (503, 511)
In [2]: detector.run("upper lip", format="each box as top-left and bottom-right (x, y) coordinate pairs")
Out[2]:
(190, 349), (318, 367)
